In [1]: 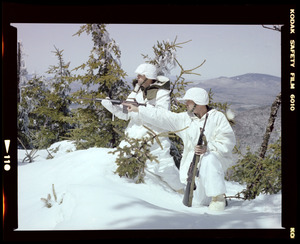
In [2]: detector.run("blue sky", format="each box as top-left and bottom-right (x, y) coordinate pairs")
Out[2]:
(12, 23), (281, 80)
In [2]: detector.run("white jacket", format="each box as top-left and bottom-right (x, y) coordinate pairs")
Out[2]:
(137, 106), (236, 184)
(101, 84), (171, 139)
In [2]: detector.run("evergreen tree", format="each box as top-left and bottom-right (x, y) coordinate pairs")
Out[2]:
(19, 46), (72, 149)
(69, 24), (130, 149)
(32, 46), (72, 148)
(227, 137), (281, 200)
(17, 41), (30, 148)
(19, 75), (49, 148)
(17, 41), (28, 103)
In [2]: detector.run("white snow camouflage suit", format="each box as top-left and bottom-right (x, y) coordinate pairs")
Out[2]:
(136, 105), (236, 205)
(101, 76), (185, 191)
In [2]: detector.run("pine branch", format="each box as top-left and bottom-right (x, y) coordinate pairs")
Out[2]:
(111, 125), (189, 183)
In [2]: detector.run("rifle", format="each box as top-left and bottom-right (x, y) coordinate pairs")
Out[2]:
(182, 113), (209, 207)
(78, 97), (146, 114)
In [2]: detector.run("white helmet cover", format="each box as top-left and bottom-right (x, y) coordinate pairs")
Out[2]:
(134, 63), (157, 80)
(178, 87), (209, 105)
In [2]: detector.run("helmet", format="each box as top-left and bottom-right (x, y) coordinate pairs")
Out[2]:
(178, 87), (209, 105)
(134, 63), (157, 80)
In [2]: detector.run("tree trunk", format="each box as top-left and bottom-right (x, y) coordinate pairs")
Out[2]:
(17, 42), (21, 103)
(258, 92), (281, 159)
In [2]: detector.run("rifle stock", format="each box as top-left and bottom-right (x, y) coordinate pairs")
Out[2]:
(183, 113), (209, 207)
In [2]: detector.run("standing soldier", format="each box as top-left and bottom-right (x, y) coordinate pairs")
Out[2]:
(102, 63), (185, 192)
(124, 87), (236, 211)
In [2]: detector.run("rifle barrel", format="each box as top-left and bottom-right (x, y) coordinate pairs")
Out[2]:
(78, 97), (146, 106)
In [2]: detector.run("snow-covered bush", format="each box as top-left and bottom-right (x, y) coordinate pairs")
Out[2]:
(110, 126), (184, 183)
(110, 126), (162, 184)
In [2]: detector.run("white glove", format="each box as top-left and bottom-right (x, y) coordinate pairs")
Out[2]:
(101, 97), (128, 121)
(101, 97), (114, 111)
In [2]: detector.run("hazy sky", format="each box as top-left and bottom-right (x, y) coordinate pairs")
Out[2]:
(12, 23), (281, 80)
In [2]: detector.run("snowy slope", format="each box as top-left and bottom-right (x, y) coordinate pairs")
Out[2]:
(17, 141), (282, 230)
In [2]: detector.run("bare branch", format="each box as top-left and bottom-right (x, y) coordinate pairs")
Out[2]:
(174, 39), (192, 48)
(262, 25), (282, 32)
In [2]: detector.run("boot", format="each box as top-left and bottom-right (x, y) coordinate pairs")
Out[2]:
(209, 194), (226, 211)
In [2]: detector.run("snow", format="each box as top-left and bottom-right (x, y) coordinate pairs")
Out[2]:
(17, 141), (282, 230)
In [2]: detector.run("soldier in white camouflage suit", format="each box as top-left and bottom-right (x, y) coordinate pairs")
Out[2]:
(125, 87), (236, 211)
(102, 63), (185, 192)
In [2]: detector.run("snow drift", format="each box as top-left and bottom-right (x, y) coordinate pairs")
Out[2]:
(17, 141), (282, 230)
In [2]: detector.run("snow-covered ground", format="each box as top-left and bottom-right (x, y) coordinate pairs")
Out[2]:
(17, 141), (282, 230)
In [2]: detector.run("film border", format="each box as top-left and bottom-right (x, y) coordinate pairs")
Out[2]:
(2, 2), (297, 241)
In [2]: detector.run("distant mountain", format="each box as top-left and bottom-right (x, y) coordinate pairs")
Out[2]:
(230, 73), (280, 84)
(190, 73), (281, 112)
(232, 104), (281, 160)
(49, 72), (280, 112)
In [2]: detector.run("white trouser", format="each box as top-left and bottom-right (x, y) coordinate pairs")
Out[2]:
(147, 139), (185, 191)
(194, 152), (226, 205)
